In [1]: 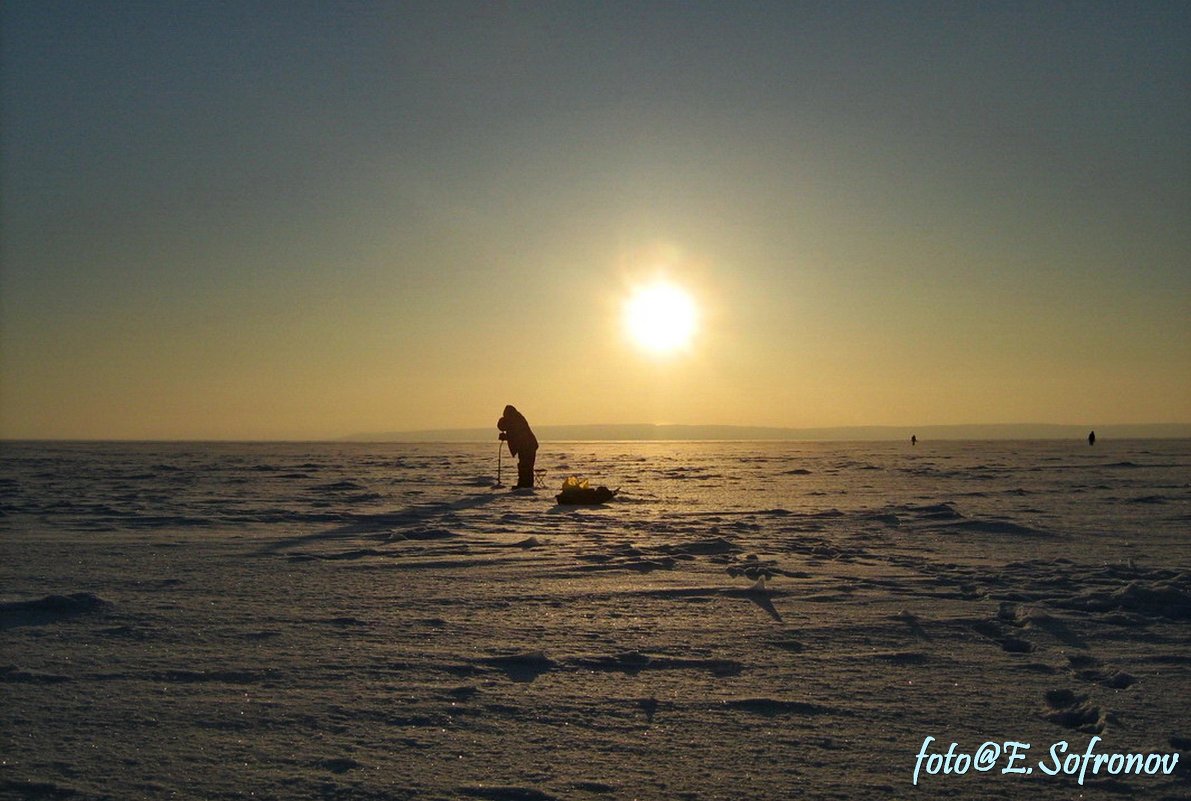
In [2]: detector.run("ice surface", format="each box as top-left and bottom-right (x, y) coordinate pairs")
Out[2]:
(0, 439), (1188, 799)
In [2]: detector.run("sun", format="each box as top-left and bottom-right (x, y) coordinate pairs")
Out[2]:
(623, 281), (699, 355)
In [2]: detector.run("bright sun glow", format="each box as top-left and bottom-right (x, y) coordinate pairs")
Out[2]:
(623, 282), (698, 354)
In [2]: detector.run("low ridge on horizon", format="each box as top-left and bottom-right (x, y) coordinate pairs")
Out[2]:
(342, 422), (1191, 443)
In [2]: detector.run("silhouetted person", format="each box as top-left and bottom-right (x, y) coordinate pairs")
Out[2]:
(1088, 430), (1096, 446)
(497, 405), (538, 489)
(911, 434), (917, 446)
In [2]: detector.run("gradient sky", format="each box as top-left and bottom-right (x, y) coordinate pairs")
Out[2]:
(2, 1), (1188, 440)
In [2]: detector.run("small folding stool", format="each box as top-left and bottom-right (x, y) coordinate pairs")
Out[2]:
(534, 469), (548, 489)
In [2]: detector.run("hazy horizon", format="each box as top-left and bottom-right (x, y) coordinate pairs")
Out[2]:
(4, 421), (1188, 444)
(2, 3), (1188, 440)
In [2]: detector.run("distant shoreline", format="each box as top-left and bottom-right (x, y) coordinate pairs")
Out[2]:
(341, 423), (1191, 443)
(4, 424), (1189, 444)
(333, 423), (1191, 442)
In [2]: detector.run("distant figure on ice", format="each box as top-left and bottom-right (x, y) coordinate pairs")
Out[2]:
(498, 405), (538, 489)
(911, 434), (917, 446)
(1088, 430), (1096, 446)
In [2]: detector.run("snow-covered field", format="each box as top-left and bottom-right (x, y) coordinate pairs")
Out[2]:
(1, 440), (1188, 800)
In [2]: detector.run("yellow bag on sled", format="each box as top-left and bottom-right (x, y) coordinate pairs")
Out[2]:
(556, 475), (617, 505)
